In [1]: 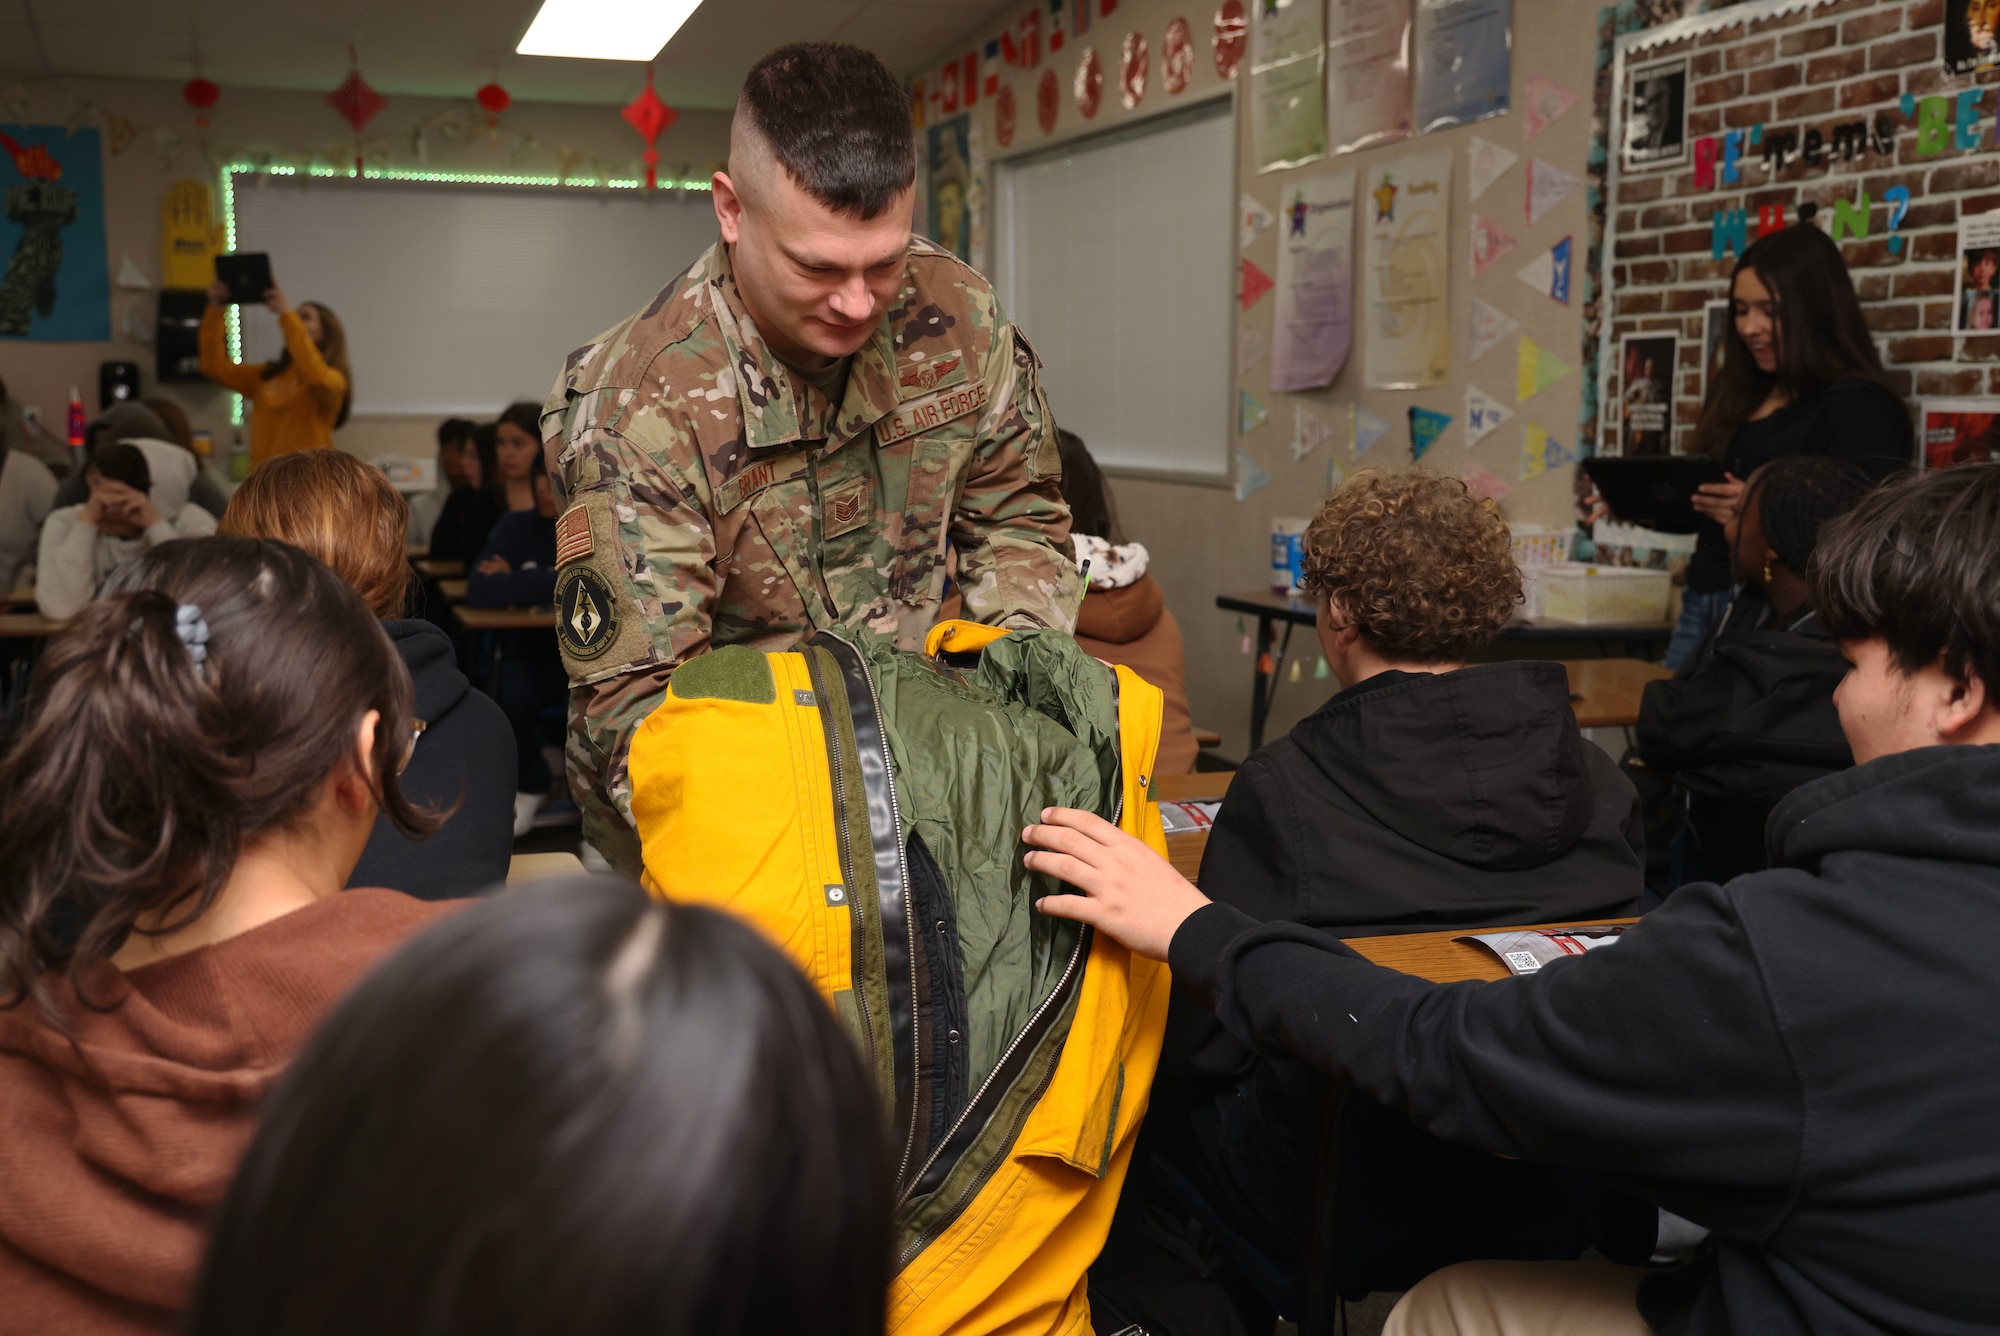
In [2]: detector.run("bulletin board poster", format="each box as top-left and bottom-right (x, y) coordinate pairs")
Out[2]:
(1412, 0), (1512, 135)
(1361, 149), (1451, 389)
(926, 115), (975, 263)
(1327, 0), (1414, 156)
(1251, 0), (1328, 171)
(0, 125), (110, 342)
(1270, 170), (1356, 392)
(1954, 212), (2000, 334)
(1618, 333), (1677, 456)
(1622, 57), (1688, 171)
(1944, 0), (2000, 76)
(1919, 400), (2000, 470)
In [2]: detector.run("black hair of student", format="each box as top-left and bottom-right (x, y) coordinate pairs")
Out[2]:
(1693, 223), (1892, 459)
(471, 421), (500, 485)
(184, 878), (892, 1336)
(83, 441), (152, 494)
(739, 43), (916, 220)
(1813, 461), (2000, 691)
(1055, 428), (1122, 542)
(0, 538), (436, 1020)
(497, 400), (541, 440)
(436, 416), (477, 448)
(1740, 455), (1873, 578)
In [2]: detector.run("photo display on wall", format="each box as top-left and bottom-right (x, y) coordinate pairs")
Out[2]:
(1920, 400), (2000, 469)
(1622, 56), (1687, 172)
(1617, 333), (1677, 456)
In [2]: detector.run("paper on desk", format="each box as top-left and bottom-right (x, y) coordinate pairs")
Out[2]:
(1157, 800), (1222, 835)
(1457, 924), (1626, 977)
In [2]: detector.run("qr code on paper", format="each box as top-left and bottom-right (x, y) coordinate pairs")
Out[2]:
(1504, 950), (1543, 974)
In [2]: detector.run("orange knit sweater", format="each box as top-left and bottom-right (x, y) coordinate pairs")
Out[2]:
(198, 307), (346, 466)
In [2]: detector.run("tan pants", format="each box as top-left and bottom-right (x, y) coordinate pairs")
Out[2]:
(1383, 1261), (1655, 1336)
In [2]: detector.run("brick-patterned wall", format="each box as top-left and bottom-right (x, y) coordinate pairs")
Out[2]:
(1601, 0), (2000, 456)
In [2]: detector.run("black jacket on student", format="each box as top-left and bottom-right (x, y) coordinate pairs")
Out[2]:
(426, 484), (504, 569)
(1171, 742), (2000, 1336)
(346, 618), (516, 899)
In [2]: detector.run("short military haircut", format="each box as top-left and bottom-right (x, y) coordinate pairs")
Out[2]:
(737, 43), (916, 219)
(1301, 468), (1523, 662)
(84, 442), (152, 495)
(1812, 461), (2000, 692)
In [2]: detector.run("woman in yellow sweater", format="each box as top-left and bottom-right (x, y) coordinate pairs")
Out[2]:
(200, 283), (352, 466)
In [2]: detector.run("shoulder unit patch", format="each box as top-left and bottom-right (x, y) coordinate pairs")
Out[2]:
(556, 565), (620, 661)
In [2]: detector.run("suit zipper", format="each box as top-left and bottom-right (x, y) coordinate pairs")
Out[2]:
(805, 650), (876, 1073)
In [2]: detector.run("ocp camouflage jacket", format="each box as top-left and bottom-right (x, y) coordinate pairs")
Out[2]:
(540, 237), (1084, 865)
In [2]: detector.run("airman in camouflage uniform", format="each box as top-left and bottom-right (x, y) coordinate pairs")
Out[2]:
(541, 234), (1083, 868)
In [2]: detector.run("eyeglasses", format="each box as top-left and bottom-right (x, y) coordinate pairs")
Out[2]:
(398, 719), (429, 776)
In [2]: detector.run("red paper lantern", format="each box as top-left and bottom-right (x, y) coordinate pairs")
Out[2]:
(183, 76), (219, 130)
(476, 82), (512, 116)
(327, 66), (387, 172)
(622, 67), (679, 190)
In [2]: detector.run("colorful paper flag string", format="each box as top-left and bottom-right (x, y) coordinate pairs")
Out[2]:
(1516, 336), (1573, 401)
(1464, 385), (1513, 445)
(1409, 407), (1452, 460)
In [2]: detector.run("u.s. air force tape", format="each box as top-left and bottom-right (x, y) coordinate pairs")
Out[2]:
(556, 566), (620, 661)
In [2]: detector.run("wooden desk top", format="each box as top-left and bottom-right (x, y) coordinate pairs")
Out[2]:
(6, 586), (34, 611)
(413, 558), (465, 579)
(1153, 771), (1234, 803)
(455, 605), (558, 630)
(1559, 657), (1672, 730)
(508, 851), (585, 885)
(437, 578), (468, 601)
(1216, 590), (1672, 643)
(1342, 917), (1642, 983)
(0, 611), (63, 639)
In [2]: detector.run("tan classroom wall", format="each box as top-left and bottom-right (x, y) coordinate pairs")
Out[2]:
(0, 76), (729, 465)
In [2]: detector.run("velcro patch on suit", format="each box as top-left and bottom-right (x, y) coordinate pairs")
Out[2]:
(896, 350), (970, 399)
(555, 565), (621, 661)
(876, 382), (990, 448)
(714, 449), (810, 515)
(822, 475), (874, 538)
(554, 504), (593, 567)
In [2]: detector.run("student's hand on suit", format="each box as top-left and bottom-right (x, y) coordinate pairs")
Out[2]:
(1025, 807), (1211, 961)
(1691, 474), (1745, 525)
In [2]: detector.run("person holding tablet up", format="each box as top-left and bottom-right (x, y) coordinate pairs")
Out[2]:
(200, 263), (352, 467)
(1586, 224), (1910, 667)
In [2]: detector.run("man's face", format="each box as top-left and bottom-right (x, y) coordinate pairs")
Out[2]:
(1835, 638), (1935, 765)
(714, 162), (914, 368)
(441, 440), (478, 489)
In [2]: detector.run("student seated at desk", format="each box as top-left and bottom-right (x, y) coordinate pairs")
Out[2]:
(223, 450), (517, 899)
(1025, 460), (2000, 1336)
(426, 421), (503, 568)
(407, 417), (477, 550)
(35, 441), (218, 621)
(182, 880), (889, 1336)
(466, 459), (566, 835)
(1629, 455), (1873, 895)
(0, 537), (454, 1333)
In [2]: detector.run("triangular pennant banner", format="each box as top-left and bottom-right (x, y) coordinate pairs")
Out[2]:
(1241, 192), (1276, 248)
(1516, 336), (1573, 401)
(1409, 407), (1452, 460)
(1525, 158), (1582, 225)
(1351, 404), (1391, 457)
(1239, 324), (1270, 372)
(1239, 389), (1269, 435)
(1234, 446), (1272, 501)
(1470, 298), (1519, 362)
(1326, 455), (1346, 493)
(1464, 460), (1513, 501)
(1468, 135), (1517, 202)
(1464, 384), (1513, 444)
(1519, 422), (1576, 480)
(1516, 236), (1572, 304)
(1292, 403), (1335, 460)
(1471, 214), (1517, 277)
(1522, 74), (1579, 141)
(1240, 258), (1275, 310)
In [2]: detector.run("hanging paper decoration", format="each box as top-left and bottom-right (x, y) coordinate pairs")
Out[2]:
(1519, 422), (1575, 480)
(1524, 157), (1582, 224)
(1120, 32), (1149, 108)
(1517, 336), (1573, 401)
(1314, 655), (1332, 680)
(1464, 384), (1513, 445)
(1239, 389), (1268, 434)
(1038, 67), (1061, 134)
(1467, 135), (1516, 201)
(1239, 324), (1270, 371)
(1163, 16), (1195, 93)
(1075, 46), (1105, 118)
(1409, 407), (1452, 460)
(622, 67), (680, 190)
(1464, 460), (1513, 501)
(1241, 192), (1275, 248)
(1470, 298), (1518, 362)
(1325, 454), (1346, 493)
(1240, 257), (1274, 309)
(1350, 404), (1391, 457)
(1214, 0), (1247, 79)
(1515, 236), (1572, 304)
(996, 84), (1018, 148)
(1521, 74), (1578, 141)
(1289, 657), (1303, 682)
(475, 81), (512, 143)
(183, 77), (219, 132)
(1470, 214), (1516, 277)
(326, 59), (387, 171)
(1291, 403), (1335, 460)
(1234, 446), (1272, 500)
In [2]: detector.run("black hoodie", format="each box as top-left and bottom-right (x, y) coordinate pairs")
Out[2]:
(348, 619), (517, 899)
(1198, 661), (1645, 936)
(1172, 743), (2000, 1336)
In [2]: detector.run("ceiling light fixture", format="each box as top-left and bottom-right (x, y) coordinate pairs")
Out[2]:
(515, 0), (704, 61)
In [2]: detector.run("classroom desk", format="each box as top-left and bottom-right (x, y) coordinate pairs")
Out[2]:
(6, 587), (33, 610)
(1562, 657), (1673, 729)
(508, 851), (586, 884)
(413, 558), (465, 579)
(1157, 771), (1233, 882)
(0, 612), (63, 639)
(437, 578), (468, 601)
(1342, 918), (1642, 984)
(1215, 589), (1675, 750)
(455, 605), (559, 630)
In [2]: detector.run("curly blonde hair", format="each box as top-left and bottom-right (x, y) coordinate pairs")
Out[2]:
(1301, 468), (1522, 662)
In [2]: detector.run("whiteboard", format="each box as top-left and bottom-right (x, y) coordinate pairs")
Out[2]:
(995, 98), (1235, 479)
(231, 178), (719, 416)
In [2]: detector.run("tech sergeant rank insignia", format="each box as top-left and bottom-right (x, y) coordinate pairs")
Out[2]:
(556, 566), (620, 661)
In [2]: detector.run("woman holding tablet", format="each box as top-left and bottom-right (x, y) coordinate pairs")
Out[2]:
(200, 278), (352, 467)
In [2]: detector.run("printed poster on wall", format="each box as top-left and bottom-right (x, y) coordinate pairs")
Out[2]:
(1623, 56), (1688, 171)
(926, 114), (977, 264)
(1618, 333), (1678, 456)
(1954, 212), (2000, 333)
(1270, 170), (1356, 392)
(1411, 0), (1512, 135)
(1327, 0), (1413, 156)
(1919, 399), (2000, 468)
(1945, 0), (2000, 76)
(1251, 0), (1327, 170)
(0, 125), (110, 341)
(1361, 149), (1451, 389)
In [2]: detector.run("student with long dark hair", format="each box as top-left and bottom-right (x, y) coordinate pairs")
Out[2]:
(184, 879), (891, 1336)
(0, 537), (453, 1333)
(427, 419), (505, 567)
(490, 400), (546, 514)
(199, 282), (353, 466)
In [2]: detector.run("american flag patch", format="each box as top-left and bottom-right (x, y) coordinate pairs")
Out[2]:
(555, 505), (593, 568)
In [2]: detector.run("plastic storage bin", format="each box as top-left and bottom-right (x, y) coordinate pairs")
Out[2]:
(1534, 563), (1672, 625)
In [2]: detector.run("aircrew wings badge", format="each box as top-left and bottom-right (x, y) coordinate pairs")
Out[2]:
(897, 350), (969, 398)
